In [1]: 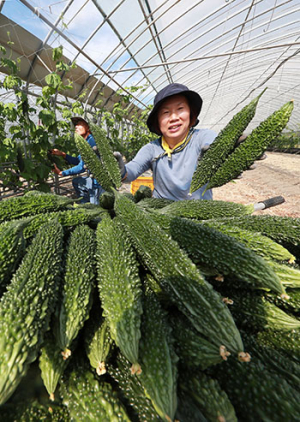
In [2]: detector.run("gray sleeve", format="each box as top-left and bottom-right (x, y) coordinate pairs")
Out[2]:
(200, 129), (218, 148)
(124, 143), (155, 182)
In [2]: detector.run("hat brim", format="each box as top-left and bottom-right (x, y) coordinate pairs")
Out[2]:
(147, 90), (202, 135)
(71, 117), (89, 126)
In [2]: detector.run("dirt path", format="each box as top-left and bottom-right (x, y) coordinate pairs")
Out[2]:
(212, 151), (300, 217)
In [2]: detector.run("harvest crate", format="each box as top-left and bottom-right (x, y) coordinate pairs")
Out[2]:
(130, 176), (154, 194)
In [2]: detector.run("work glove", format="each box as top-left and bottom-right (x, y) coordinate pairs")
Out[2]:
(113, 151), (126, 179)
(198, 144), (211, 161)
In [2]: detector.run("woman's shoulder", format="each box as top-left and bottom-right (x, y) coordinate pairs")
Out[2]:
(193, 127), (218, 138)
(192, 128), (218, 145)
(141, 137), (162, 152)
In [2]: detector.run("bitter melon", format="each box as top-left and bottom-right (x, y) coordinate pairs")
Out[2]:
(229, 290), (300, 333)
(168, 311), (228, 369)
(149, 212), (286, 296)
(89, 122), (122, 189)
(0, 399), (70, 421)
(39, 329), (69, 401)
(180, 369), (238, 422)
(204, 220), (295, 263)
(133, 185), (152, 203)
(175, 389), (208, 422)
(0, 220), (63, 405)
(113, 191), (244, 356)
(204, 99), (294, 191)
(0, 219), (26, 292)
(137, 288), (178, 422)
(210, 355), (300, 422)
(256, 328), (300, 364)
(96, 217), (143, 374)
(190, 88), (266, 193)
(74, 132), (114, 192)
(264, 289), (300, 320)
(99, 191), (115, 210)
(268, 260), (300, 288)
(84, 302), (114, 376)
(55, 224), (96, 360)
(242, 330), (300, 391)
(22, 207), (106, 239)
(157, 199), (255, 220)
(136, 197), (174, 210)
(108, 352), (162, 422)
(60, 356), (131, 421)
(214, 214), (300, 256)
(0, 192), (76, 223)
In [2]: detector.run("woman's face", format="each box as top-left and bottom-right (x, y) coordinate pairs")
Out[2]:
(75, 122), (89, 138)
(157, 94), (191, 147)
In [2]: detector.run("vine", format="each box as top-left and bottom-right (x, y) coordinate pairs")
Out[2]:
(0, 41), (154, 195)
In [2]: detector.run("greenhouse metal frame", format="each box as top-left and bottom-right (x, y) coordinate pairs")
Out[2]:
(0, 0), (299, 198)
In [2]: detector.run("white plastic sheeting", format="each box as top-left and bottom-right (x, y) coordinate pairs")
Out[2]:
(0, 0), (299, 132)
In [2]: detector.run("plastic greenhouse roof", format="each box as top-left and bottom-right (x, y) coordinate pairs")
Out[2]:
(0, 0), (299, 133)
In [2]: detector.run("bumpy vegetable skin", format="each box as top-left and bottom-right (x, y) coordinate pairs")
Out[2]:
(190, 88), (266, 193)
(138, 289), (178, 422)
(89, 122), (122, 189)
(0, 221), (63, 405)
(204, 100), (294, 191)
(113, 191), (244, 356)
(157, 199), (255, 220)
(56, 224), (96, 360)
(96, 217), (143, 374)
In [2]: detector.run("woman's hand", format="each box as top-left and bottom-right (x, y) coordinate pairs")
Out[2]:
(50, 148), (66, 158)
(52, 163), (62, 176)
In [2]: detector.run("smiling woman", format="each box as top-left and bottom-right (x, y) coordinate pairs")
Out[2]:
(119, 83), (217, 201)
(157, 95), (191, 148)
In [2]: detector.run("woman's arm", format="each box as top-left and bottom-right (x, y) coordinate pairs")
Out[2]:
(124, 143), (155, 182)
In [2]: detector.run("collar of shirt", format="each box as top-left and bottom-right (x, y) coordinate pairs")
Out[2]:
(161, 132), (189, 159)
(151, 128), (195, 163)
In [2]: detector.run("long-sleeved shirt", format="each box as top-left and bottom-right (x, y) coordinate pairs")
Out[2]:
(61, 134), (98, 179)
(125, 128), (217, 201)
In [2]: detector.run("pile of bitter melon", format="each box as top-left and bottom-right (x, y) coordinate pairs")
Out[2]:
(0, 93), (298, 421)
(0, 189), (300, 422)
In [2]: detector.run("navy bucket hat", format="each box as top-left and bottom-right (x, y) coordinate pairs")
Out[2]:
(147, 83), (203, 135)
(71, 116), (89, 127)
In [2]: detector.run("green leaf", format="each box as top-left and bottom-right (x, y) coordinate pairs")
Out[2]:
(45, 73), (61, 89)
(56, 60), (69, 72)
(1, 58), (18, 74)
(52, 45), (63, 61)
(72, 106), (83, 115)
(38, 109), (56, 126)
(3, 74), (21, 89)
(62, 108), (72, 119)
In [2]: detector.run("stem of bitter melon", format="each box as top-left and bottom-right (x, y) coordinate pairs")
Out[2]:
(96, 362), (106, 376)
(238, 352), (251, 362)
(61, 348), (71, 360)
(131, 362), (142, 375)
(220, 345), (231, 360)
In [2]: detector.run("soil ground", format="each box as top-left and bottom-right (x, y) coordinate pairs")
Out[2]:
(211, 151), (300, 218)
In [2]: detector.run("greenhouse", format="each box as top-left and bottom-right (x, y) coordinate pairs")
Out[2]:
(0, 1), (300, 421)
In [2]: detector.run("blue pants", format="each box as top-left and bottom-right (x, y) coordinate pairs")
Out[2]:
(72, 176), (104, 205)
